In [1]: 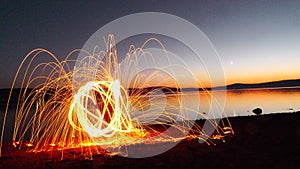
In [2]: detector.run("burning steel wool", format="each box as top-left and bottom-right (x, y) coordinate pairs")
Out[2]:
(0, 35), (233, 159)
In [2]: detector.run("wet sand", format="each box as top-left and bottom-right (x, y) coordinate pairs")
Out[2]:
(0, 112), (299, 169)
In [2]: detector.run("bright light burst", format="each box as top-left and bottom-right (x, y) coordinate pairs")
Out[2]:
(0, 35), (233, 159)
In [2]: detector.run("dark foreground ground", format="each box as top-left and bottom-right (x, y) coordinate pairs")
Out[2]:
(0, 112), (299, 169)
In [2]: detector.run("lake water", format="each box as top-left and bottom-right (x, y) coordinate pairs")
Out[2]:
(199, 87), (300, 117)
(1, 87), (300, 141)
(130, 87), (300, 121)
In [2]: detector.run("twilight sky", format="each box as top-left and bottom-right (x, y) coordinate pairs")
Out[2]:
(1, 0), (300, 88)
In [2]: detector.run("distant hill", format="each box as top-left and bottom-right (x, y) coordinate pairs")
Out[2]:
(128, 86), (181, 95)
(222, 79), (300, 90)
(163, 79), (300, 91)
(137, 79), (300, 92)
(1, 79), (300, 106)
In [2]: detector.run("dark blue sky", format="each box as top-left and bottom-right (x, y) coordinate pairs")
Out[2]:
(1, 0), (300, 88)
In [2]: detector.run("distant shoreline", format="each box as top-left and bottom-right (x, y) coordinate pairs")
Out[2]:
(1, 78), (300, 106)
(1, 78), (300, 91)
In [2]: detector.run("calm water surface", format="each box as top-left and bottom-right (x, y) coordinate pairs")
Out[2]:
(144, 87), (300, 119)
(198, 87), (300, 117)
(1, 87), (300, 141)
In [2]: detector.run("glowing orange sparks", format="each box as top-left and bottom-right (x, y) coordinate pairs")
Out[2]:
(0, 35), (233, 158)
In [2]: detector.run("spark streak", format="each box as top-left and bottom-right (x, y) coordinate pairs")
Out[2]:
(0, 35), (233, 158)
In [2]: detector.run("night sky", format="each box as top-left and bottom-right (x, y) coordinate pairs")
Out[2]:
(1, 0), (300, 88)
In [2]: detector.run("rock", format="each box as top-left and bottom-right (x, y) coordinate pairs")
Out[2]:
(252, 108), (263, 115)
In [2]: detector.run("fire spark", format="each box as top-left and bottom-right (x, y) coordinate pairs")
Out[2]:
(0, 35), (233, 159)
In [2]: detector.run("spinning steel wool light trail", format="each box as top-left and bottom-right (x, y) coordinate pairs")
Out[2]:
(0, 35), (233, 158)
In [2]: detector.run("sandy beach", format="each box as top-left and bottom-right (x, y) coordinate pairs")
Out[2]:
(0, 112), (299, 169)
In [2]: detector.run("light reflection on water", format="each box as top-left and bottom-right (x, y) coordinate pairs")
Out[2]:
(1, 87), (299, 141)
(146, 87), (300, 119)
(201, 87), (300, 116)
